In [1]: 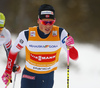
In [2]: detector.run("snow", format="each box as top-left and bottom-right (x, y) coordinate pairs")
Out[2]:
(0, 35), (100, 88)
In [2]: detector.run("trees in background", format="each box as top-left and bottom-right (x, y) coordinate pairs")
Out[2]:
(0, 0), (100, 44)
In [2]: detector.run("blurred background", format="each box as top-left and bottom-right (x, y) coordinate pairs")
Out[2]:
(0, 0), (100, 44)
(0, 0), (100, 88)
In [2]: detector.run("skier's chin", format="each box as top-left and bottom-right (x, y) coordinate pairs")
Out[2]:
(44, 29), (51, 34)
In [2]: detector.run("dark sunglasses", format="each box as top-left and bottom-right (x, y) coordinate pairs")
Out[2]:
(39, 19), (55, 25)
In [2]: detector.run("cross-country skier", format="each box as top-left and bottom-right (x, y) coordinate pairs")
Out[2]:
(1, 4), (78, 88)
(0, 12), (21, 85)
(0, 12), (12, 59)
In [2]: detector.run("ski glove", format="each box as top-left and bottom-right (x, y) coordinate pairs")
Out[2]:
(69, 47), (78, 60)
(66, 36), (74, 48)
(66, 36), (78, 60)
(1, 64), (21, 87)
(1, 70), (12, 87)
(13, 64), (21, 74)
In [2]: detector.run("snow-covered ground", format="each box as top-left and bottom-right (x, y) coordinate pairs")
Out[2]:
(0, 35), (100, 88)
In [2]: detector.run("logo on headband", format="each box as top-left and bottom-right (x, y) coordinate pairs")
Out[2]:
(41, 11), (54, 15)
(45, 15), (50, 18)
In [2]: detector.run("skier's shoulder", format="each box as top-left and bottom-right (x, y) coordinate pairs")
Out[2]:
(2, 27), (11, 40)
(55, 26), (67, 36)
(18, 29), (28, 36)
(18, 29), (29, 41)
(59, 27), (65, 33)
(53, 25), (65, 33)
(24, 26), (37, 40)
(2, 27), (11, 36)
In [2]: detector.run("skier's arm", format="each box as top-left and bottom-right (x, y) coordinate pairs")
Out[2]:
(3, 30), (12, 58)
(1, 30), (28, 86)
(66, 36), (78, 60)
(3, 40), (12, 58)
(6, 30), (27, 73)
(60, 29), (78, 60)
(60, 29), (68, 52)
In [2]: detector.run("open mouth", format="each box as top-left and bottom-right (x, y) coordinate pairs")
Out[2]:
(45, 29), (50, 31)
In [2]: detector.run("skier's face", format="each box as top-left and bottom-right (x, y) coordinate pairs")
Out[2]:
(37, 18), (55, 34)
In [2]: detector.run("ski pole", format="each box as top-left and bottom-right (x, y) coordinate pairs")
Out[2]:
(67, 46), (69, 88)
(13, 73), (16, 88)
(67, 33), (70, 88)
(12, 58), (17, 88)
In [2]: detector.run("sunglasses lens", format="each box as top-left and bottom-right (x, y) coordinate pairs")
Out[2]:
(43, 21), (48, 25)
(39, 19), (55, 25)
(43, 21), (54, 25)
(49, 21), (54, 25)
